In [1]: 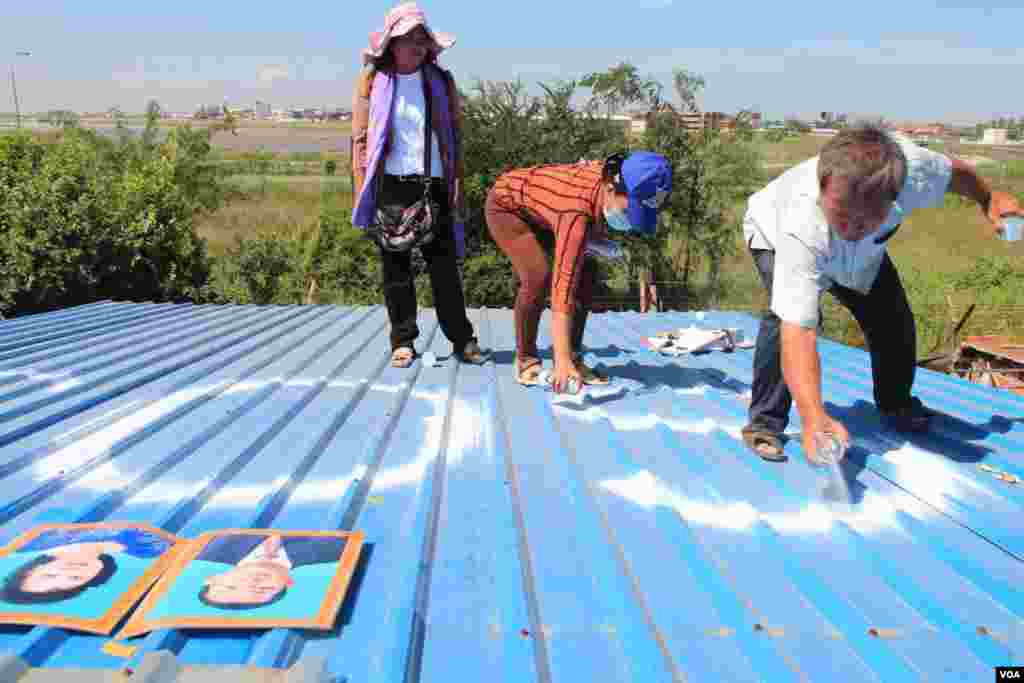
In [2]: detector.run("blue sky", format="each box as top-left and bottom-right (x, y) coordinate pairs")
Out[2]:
(4, 1), (1023, 122)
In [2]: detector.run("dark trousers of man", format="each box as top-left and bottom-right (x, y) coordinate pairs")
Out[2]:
(746, 248), (917, 434)
(377, 175), (476, 353)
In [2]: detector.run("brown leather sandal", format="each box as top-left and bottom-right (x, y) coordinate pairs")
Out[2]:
(741, 427), (787, 462)
(516, 359), (546, 386)
(456, 339), (491, 365)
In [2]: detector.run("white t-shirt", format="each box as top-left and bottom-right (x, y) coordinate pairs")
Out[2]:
(742, 139), (952, 328)
(383, 71), (444, 178)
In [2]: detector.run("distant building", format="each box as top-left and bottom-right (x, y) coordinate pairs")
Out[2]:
(228, 107), (256, 120)
(983, 128), (1009, 145)
(896, 123), (948, 138)
(640, 105), (756, 134)
(675, 110), (728, 131)
(608, 113), (633, 134)
(627, 111), (648, 135)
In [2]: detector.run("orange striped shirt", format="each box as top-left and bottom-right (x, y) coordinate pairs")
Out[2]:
(491, 162), (603, 312)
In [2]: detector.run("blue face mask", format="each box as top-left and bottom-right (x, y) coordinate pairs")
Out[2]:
(604, 208), (634, 233)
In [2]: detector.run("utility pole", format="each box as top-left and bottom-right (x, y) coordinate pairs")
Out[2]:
(11, 51), (30, 129)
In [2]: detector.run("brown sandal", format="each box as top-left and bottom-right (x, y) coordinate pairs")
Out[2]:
(741, 427), (787, 462)
(456, 339), (491, 365)
(391, 346), (416, 369)
(516, 359), (546, 386)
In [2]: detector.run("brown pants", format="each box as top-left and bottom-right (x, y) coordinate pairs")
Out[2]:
(485, 193), (595, 366)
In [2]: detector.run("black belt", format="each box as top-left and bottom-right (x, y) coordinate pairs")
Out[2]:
(385, 173), (444, 184)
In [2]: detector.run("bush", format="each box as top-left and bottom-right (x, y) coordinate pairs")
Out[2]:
(629, 97), (763, 302)
(308, 207), (383, 304)
(204, 235), (306, 305)
(0, 125), (217, 316)
(459, 78), (629, 259)
(461, 245), (518, 307)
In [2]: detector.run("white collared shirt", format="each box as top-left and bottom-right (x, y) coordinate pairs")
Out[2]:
(742, 139), (952, 328)
(239, 538), (292, 570)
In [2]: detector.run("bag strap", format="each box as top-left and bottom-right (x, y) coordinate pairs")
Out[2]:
(421, 67), (434, 196)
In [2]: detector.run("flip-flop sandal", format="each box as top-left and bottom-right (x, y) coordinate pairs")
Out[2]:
(516, 360), (546, 387)
(575, 361), (610, 385)
(742, 428), (786, 462)
(391, 346), (417, 369)
(573, 353), (611, 385)
(456, 340), (491, 365)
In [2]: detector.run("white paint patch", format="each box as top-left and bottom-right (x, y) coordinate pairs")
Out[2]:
(325, 379), (360, 390)
(373, 413), (445, 490)
(30, 381), (224, 481)
(49, 399), (143, 442)
(223, 379), (281, 396)
(602, 470), (661, 508)
(0, 369), (72, 381)
(876, 441), (994, 510)
(763, 503), (835, 534)
(409, 387), (448, 403)
(47, 377), (484, 509)
(600, 469), (917, 536)
(0, 368), (82, 392)
(205, 475), (291, 506)
(70, 459), (208, 506)
(601, 470), (759, 531)
(289, 465), (367, 504)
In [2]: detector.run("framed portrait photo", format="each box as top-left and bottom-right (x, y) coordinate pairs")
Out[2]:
(0, 522), (183, 634)
(118, 529), (365, 639)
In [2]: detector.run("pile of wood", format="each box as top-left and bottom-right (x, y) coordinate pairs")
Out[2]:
(955, 335), (1024, 395)
(917, 301), (1024, 394)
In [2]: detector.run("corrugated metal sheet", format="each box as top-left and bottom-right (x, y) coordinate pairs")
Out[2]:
(0, 300), (1021, 681)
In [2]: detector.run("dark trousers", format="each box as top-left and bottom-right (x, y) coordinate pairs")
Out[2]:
(747, 248), (917, 433)
(378, 176), (475, 353)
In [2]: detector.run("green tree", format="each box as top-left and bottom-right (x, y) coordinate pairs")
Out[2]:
(458, 76), (627, 264)
(0, 129), (215, 315)
(784, 117), (811, 134)
(0, 104), (232, 316)
(672, 69), (706, 113)
(580, 62), (662, 116)
(46, 110), (79, 128)
(639, 72), (764, 303)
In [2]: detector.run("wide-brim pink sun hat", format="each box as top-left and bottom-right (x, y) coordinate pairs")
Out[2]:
(362, 3), (456, 65)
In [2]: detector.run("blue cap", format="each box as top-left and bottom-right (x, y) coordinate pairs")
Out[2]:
(621, 151), (672, 236)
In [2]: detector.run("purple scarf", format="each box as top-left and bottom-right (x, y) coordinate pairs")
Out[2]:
(352, 65), (464, 255)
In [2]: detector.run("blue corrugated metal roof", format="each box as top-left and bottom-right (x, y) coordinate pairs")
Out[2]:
(0, 300), (1021, 681)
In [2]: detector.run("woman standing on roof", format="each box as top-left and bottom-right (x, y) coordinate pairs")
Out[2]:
(351, 2), (488, 368)
(486, 153), (673, 392)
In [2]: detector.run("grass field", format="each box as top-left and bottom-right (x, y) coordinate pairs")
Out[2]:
(198, 175), (351, 255)
(75, 118), (353, 133)
(753, 134), (829, 168)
